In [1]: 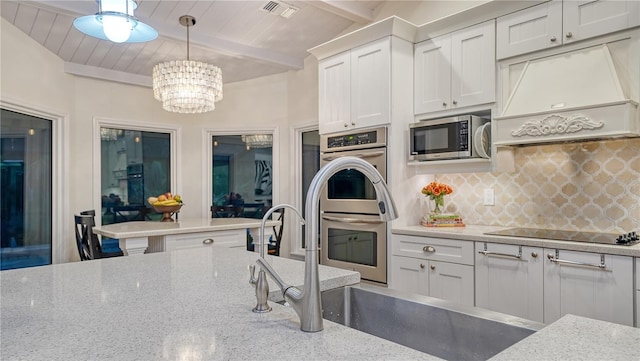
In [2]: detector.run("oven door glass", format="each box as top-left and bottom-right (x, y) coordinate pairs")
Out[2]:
(327, 228), (377, 266)
(326, 169), (376, 201)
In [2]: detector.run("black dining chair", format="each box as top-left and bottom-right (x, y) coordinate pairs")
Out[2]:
(268, 208), (285, 256)
(75, 211), (123, 260)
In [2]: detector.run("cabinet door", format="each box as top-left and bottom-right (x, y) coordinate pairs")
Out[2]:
(496, 0), (563, 59)
(543, 249), (633, 326)
(319, 51), (351, 134)
(450, 20), (496, 109)
(429, 261), (474, 306)
(414, 36), (451, 115)
(563, 0), (640, 44)
(165, 230), (245, 252)
(390, 255), (429, 296)
(475, 243), (544, 322)
(351, 37), (391, 129)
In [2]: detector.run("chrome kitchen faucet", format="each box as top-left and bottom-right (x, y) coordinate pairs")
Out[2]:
(251, 156), (398, 332)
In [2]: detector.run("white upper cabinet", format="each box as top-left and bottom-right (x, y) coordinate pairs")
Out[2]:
(318, 51), (351, 134)
(414, 20), (496, 116)
(497, 0), (640, 59)
(318, 37), (391, 134)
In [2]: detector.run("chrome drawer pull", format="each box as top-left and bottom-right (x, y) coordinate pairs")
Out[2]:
(423, 246), (435, 253)
(203, 238), (214, 245)
(546, 251), (610, 272)
(478, 243), (523, 260)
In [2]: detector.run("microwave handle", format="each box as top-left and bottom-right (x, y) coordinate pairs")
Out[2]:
(473, 122), (491, 159)
(322, 150), (385, 162)
(322, 215), (385, 224)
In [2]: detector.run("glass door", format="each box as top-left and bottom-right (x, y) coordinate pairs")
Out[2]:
(0, 109), (52, 270)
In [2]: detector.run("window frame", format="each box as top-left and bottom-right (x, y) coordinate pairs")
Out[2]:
(92, 117), (180, 227)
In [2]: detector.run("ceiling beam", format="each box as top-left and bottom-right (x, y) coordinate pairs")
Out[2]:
(307, 0), (376, 24)
(64, 62), (152, 88)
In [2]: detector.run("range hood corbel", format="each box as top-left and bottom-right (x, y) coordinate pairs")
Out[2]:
(494, 41), (639, 146)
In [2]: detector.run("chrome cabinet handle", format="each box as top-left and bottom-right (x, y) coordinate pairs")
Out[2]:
(550, 36), (557, 42)
(565, 32), (573, 39)
(452, 100), (458, 105)
(420, 263), (425, 269)
(430, 264), (436, 270)
(351, 121), (356, 126)
(478, 243), (523, 260)
(547, 251), (610, 272)
(531, 252), (538, 258)
(344, 123), (349, 128)
(203, 238), (214, 245)
(442, 102), (447, 107)
(423, 245), (435, 253)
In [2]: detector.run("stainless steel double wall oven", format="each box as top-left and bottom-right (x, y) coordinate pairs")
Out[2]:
(320, 127), (388, 284)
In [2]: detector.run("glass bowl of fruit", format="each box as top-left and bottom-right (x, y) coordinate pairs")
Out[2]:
(148, 193), (183, 222)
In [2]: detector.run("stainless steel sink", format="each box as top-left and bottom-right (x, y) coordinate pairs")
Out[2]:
(321, 285), (544, 361)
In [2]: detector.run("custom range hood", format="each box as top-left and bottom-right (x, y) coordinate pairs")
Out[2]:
(494, 42), (639, 146)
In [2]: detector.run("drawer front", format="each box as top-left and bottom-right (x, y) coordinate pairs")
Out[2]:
(165, 230), (245, 252)
(392, 234), (474, 265)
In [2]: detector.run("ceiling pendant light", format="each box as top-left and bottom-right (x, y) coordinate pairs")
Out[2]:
(73, 0), (157, 43)
(152, 15), (223, 114)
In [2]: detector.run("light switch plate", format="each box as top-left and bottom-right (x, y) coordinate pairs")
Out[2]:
(483, 188), (495, 206)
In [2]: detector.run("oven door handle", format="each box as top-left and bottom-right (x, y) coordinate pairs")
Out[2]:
(322, 151), (385, 162)
(322, 215), (385, 224)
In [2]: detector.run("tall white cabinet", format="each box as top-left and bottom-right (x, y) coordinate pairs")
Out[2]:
(414, 20), (495, 116)
(475, 242), (544, 323)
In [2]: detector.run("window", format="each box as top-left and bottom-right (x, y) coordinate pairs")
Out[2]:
(100, 127), (171, 227)
(211, 134), (273, 219)
(0, 109), (52, 270)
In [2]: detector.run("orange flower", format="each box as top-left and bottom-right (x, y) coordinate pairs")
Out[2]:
(421, 181), (454, 198)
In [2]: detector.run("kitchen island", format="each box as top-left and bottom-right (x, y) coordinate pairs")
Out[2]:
(0, 246), (434, 360)
(2, 246), (639, 360)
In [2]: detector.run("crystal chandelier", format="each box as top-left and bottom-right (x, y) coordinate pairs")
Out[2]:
(152, 15), (223, 114)
(73, 0), (157, 43)
(242, 134), (273, 149)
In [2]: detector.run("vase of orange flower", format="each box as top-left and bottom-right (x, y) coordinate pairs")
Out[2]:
(421, 181), (453, 214)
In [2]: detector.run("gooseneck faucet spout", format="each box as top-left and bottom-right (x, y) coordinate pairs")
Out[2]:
(255, 156), (398, 332)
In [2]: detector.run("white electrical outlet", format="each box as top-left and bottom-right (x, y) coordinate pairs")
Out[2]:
(483, 188), (495, 206)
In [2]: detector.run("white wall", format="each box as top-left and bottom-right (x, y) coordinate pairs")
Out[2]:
(1, 18), (293, 262)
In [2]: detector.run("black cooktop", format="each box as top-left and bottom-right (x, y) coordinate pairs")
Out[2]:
(484, 227), (639, 246)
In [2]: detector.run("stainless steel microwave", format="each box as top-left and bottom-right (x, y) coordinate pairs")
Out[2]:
(409, 115), (491, 161)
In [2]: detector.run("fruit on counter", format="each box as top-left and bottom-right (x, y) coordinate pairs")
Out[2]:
(148, 192), (184, 206)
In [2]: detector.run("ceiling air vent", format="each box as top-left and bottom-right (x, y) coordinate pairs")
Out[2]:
(260, 1), (299, 19)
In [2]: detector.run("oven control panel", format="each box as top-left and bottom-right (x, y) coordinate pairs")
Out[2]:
(327, 130), (377, 149)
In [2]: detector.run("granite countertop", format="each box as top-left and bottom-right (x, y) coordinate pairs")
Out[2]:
(392, 224), (640, 257)
(0, 247), (434, 360)
(93, 217), (280, 239)
(490, 314), (640, 361)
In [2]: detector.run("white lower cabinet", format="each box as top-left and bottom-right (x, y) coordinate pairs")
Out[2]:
(165, 229), (246, 252)
(543, 249), (634, 326)
(391, 235), (474, 306)
(475, 242), (544, 323)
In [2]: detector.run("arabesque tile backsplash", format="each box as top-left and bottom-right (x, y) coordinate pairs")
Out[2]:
(435, 138), (640, 233)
